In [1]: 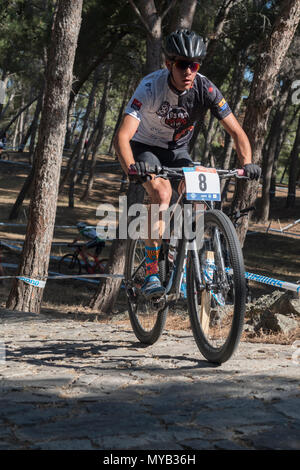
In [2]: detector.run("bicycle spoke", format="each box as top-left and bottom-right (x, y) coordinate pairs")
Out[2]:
(187, 210), (246, 363)
(126, 239), (168, 344)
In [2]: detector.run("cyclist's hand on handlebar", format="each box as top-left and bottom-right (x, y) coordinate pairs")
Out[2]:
(128, 162), (152, 183)
(128, 162), (162, 182)
(243, 163), (261, 180)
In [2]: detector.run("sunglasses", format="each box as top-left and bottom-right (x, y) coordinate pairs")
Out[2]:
(173, 60), (200, 73)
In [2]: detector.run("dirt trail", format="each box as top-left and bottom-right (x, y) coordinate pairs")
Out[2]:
(0, 308), (299, 450)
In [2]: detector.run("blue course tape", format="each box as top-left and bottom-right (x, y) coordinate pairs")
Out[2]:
(245, 271), (300, 294)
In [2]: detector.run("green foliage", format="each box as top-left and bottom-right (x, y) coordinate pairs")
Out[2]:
(0, 0), (54, 77)
(0, 0), (298, 182)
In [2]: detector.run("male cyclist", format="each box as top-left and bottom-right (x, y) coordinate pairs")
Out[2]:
(114, 29), (261, 298)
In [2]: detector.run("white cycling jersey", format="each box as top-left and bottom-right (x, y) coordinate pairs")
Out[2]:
(125, 68), (232, 150)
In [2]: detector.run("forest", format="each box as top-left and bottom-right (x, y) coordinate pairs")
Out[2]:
(0, 0), (299, 315)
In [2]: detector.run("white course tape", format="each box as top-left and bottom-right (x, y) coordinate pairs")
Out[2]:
(0, 160), (31, 167)
(0, 264), (124, 285)
(0, 222), (78, 229)
(1, 262), (298, 294)
(17, 276), (46, 288)
(0, 239), (74, 246)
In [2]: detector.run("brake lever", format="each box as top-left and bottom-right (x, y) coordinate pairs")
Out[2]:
(154, 173), (168, 180)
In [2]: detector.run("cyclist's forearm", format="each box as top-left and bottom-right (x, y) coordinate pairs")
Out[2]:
(233, 132), (252, 166)
(114, 135), (135, 175)
(220, 114), (252, 166)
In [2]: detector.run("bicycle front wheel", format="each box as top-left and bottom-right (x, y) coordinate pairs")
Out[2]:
(58, 253), (81, 276)
(125, 239), (168, 345)
(187, 210), (246, 364)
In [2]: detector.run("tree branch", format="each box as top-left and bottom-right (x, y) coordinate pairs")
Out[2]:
(128, 0), (152, 35)
(161, 0), (177, 20)
(0, 93), (41, 137)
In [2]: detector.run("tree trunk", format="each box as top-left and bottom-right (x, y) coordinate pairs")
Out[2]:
(89, 183), (145, 313)
(129, 0), (177, 73)
(202, 114), (215, 165)
(170, 0), (197, 31)
(231, 0), (300, 245)
(68, 31), (126, 112)
(68, 65), (101, 208)
(221, 51), (246, 175)
(0, 74), (8, 120)
(19, 121), (33, 153)
(0, 88), (16, 122)
(286, 113), (300, 207)
(17, 97), (25, 149)
(270, 100), (292, 198)
(81, 70), (111, 200)
(279, 105), (300, 183)
(189, 2), (236, 154)
(69, 106), (80, 148)
(8, 167), (35, 220)
(200, 1), (239, 76)
(259, 83), (290, 221)
(77, 66), (111, 185)
(28, 93), (43, 163)
(0, 94), (40, 138)
(108, 79), (134, 155)
(6, 0), (83, 313)
(12, 116), (19, 148)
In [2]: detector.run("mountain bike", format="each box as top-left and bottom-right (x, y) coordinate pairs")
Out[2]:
(58, 237), (108, 276)
(125, 164), (248, 364)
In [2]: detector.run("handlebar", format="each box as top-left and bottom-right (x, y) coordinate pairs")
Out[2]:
(128, 164), (246, 181)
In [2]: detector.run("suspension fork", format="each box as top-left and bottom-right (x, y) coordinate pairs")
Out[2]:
(189, 240), (203, 291)
(213, 227), (228, 285)
(185, 201), (204, 292)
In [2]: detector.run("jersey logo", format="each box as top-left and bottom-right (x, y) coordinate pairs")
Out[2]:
(131, 98), (142, 111)
(218, 98), (229, 112)
(156, 101), (189, 130)
(174, 125), (194, 141)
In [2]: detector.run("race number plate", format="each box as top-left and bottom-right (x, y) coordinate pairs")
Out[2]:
(183, 167), (221, 201)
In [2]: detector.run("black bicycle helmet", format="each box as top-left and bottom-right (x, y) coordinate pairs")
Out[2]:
(165, 29), (206, 60)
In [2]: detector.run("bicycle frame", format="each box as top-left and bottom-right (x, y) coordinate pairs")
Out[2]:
(72, 245), (103, 274)
(163, 192), (210, 300)
(128, 165), (246, 302)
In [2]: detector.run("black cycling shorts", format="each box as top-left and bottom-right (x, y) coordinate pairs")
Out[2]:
(130, 140), (193, 169)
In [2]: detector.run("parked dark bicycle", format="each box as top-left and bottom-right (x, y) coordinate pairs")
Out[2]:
(125, 163), (249, 364)
(58, 231), (107, 277)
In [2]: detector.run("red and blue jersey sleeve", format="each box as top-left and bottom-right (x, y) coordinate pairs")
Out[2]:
(200, 76), (232, 120)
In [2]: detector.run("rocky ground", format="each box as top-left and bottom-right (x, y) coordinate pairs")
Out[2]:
(244, 289), (300, 337)
(0, 307), (299, 451)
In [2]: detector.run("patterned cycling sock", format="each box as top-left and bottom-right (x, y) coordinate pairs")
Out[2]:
(145, 245), (161, 278)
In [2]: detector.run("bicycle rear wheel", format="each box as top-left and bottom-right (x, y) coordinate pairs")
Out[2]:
(125, 239), (168, 345)
(187, 210), (246, 364)
(58, 253), (81, 276)
(94, 258), (109, 274)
